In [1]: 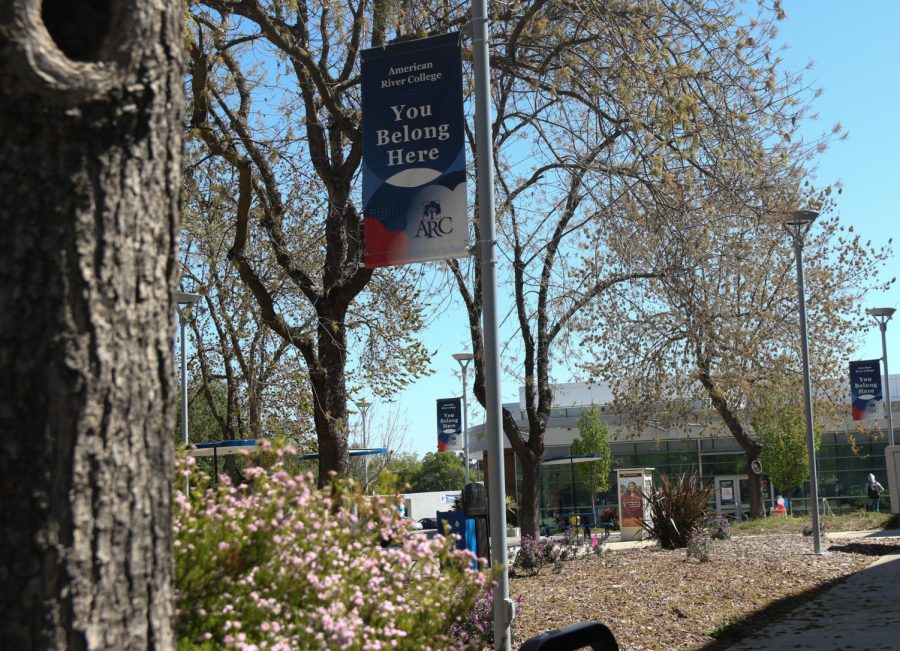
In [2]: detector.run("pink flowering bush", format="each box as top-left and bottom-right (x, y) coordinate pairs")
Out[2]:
(173, 443), (493, 650)
(450, 590), (524, 649)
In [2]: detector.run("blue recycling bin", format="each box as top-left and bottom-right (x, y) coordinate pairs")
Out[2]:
(436, 509), (476, 557)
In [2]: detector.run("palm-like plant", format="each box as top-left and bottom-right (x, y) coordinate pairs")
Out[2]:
(641, 473), (712, 549)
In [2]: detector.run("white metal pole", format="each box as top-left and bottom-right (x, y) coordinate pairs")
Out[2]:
(355, 400), (372, 493)
(180, 309), (189, 494)
(362, 408), (368, 492)
(462, 359), (470, 484)
(470, 1), (511, 647)
(880, 322), (895, 446)
(792, 235), (822, 554)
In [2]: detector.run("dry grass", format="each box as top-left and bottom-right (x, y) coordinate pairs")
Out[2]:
(509, 532), (900, 650)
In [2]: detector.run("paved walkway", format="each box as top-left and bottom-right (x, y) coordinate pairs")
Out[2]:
(726, 529), (900, 651)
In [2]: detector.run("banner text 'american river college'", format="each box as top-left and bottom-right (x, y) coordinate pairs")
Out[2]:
(361, 32), (468, 267)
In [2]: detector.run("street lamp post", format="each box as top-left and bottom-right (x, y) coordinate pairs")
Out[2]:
(782, 209), (822, 554)
(355, 399), (372, 492)
(452, 352), (475, 484)
(176, 292), (202, 493)
(867, 308), (896, 446)
(472, 0), (512, 643)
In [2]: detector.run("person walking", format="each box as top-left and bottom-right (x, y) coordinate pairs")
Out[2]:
(867, 473), (886, 512)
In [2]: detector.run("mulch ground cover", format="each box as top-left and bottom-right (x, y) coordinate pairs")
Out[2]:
(509, 533), (900, 650)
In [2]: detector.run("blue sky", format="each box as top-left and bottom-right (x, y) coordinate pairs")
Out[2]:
(778, 3), (900, 369)
(361, 1), (900, 458)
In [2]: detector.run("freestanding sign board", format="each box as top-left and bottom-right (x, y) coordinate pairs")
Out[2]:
(437, 397), (463, 451)
(616, 468), (654, 541)
(361, 32), (468, 267)
(719, 479), (735, 506)
(850, 359), (884, 421)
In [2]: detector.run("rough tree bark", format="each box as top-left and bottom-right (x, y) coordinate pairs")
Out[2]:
(697, 354), (765, 519)
(0, 0), (182, 647)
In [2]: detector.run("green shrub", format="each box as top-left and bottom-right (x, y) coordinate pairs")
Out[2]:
(702, 514), (732, 540)
(802, 518), (828, 536)
(686, 533), (713, 563)
(173, 444), (492, 650)
(513, 534), (554, 576)
(640, 472), (712, 549)
(559, 526), (584, 556)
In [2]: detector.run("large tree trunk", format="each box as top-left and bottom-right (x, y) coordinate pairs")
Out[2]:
(0, 1), (183, 648)
(744, 444), (765, 519)
(311, 304), (351, 486)
(698, 359), (766, 519)
(518, 453), (541, 539)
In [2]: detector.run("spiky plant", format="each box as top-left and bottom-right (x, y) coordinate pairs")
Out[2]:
(640, 473), (712, 549)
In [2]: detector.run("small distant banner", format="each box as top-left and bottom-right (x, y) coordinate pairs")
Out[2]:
(361, 32), (468, 268)
(436, 397), (462, 452)
(719, 479), (735, 506)
(850, 359), (883, 420)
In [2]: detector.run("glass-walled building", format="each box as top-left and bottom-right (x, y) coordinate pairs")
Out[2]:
(469, 381), (898, 527)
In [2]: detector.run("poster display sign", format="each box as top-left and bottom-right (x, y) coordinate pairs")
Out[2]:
(719, 479), (735, 506)
(436, 397), (462, 451)
(850, 359), (883, 421)
(617, 470), (646, 529)
(361, 32), (468, 267)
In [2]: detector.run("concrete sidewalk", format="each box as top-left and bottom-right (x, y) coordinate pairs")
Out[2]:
(726, 530), (900, 650)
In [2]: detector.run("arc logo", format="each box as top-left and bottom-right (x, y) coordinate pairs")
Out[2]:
(416, 200), (453, 238)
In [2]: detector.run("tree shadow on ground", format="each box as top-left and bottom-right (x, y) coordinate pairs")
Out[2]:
(826, 541), (900, 556)
(697, 577), (845, 650)
(698, 542), (899, 650)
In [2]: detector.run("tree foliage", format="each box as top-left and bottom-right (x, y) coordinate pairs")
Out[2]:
(453, 0), (843, 536)
(370, 452), (423, 495)
(180, 168), (317, 450)
(346, 404), (409, 494)
(753, 390), (820, 496)
(585, 191), (892, 518)
(571, 406), (613, 511)
(366, 451), (466, 495)
(409, 452), (467, 493)
(183, 0), (435, 484)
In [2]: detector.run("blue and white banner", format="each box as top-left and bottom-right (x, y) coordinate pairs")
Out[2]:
(361, 32), (468, 268)
(850, 359), (883, 421)
(436, 397), (462, 452)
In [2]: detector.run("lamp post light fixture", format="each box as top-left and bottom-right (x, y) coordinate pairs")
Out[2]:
(781, 209), (822, 554)
(176, 292), (202, 493)
(452, 352), (475, 484)
(355, 399), (372, 492)
(866, 307), (896, 446)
